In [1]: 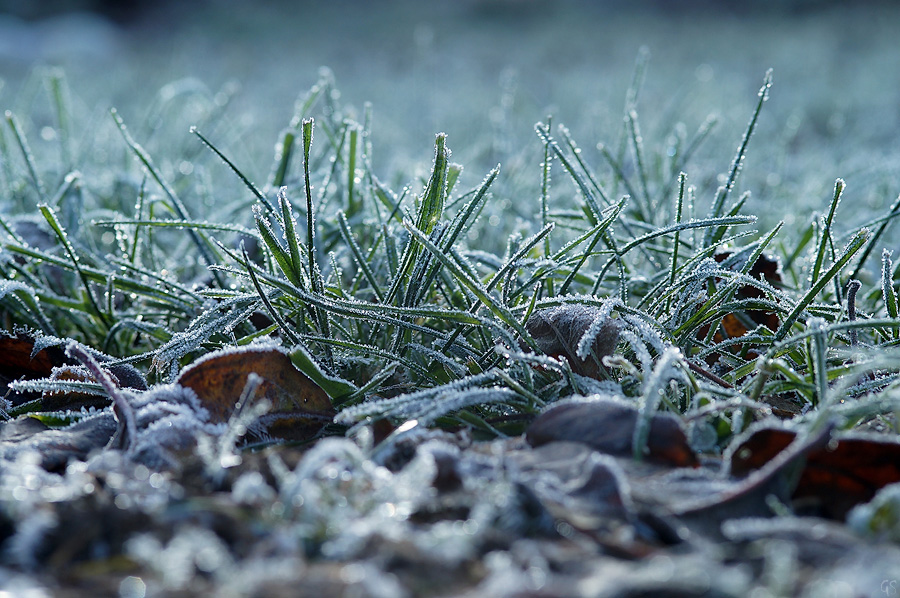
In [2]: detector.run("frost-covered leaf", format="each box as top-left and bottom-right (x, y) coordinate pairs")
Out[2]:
(177, 343), (335, 441)
(525, 302), (622, 379)
(526, 395), (698, 467)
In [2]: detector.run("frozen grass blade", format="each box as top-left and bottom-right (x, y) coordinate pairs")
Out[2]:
(5, 110), (46, 200)
(385, 133), (450, 306)
(45, 68), (73, 171)
(810, 179), (844, 287)
(337, 210), (385, 302)
(775, 228), (869, 341)
(704, 69), (771, 244)
(38, 203), (108, 327)
(882, 250), (899, 339)
(192, 126), (277, 216)
(111, 109), (224, 287)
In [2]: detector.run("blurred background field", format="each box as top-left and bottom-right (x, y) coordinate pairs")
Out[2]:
(1, 0), (899, 233)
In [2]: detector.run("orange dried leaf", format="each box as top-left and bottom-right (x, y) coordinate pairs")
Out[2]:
(176, 345), (335, 441)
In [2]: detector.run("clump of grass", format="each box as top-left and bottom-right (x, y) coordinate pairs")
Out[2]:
(2, 64), (899, 447)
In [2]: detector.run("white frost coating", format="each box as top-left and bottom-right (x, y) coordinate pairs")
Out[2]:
(622, 313), (669, 355)
(575, 297), (622, 360)
(619, 329), (653, 376)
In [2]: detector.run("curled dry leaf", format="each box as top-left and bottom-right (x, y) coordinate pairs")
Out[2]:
(525, 397), (698, 467)
(525, 303), (621, 379)
(176, 345), (335, 442)
(729, 425), (900, 520)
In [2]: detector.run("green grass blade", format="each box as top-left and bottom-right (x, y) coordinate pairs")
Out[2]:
(775, 227), (869, 341)
(111, 109), (224, 287)
(704, 69), (771, 244)
(810, 178), (844, 286)
(5, 110), (46, 200)
(403, 219), (534, 349)
(192, 127), (276, 216)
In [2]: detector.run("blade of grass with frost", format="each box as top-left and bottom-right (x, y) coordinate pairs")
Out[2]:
(626, 109), (652, 218)
(111, 109), (224, 287)
(775, 228), (869, 341)
(277, 187), (308, 287)
(345, 122), (362, 217)
(853, 192), (900, 280)
(664, 173), (688, 313)
(808, 318), (830, 407)
(254, 205), (302, 287)
(403, 218), (536, 350)
(708, 190), (750, 246)
(618, 215), (756, 255)
(45, 69), (73, 171)
(5, 111), (46, 200)
(242, 246), (302, 346)
(192, 127), (277, 217)
(632, 346), (685, 461)
(337, 210), (385, 302)
(385, 133), (449, 305)
(540, 116), (553, 265)
(39, 203), (108, 328)
(704, 69), (771, 245)
(299, 118), (332, 359)
(882, 250), (899, 339)
(810, 179), (844, 290)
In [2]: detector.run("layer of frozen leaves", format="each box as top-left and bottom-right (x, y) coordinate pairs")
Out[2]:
(3, 391), (900, 597)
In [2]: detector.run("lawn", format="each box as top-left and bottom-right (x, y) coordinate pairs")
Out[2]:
(2, 1), (900, 596)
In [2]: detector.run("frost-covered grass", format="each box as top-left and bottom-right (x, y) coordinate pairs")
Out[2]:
(3, 3), (900, 594)
(2, 58), (900, 444)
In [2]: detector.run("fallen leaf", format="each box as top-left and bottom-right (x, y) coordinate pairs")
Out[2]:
(672, 422), (834, 537)
(729, 425), (900, 519)
(524, 303), (621, 379)
(0, 332), (146, 411)
(0, 414), (117, 472)
(176, 345), (335, 442)
(526, 397), (698, 467)
(0, 332), (68, 406)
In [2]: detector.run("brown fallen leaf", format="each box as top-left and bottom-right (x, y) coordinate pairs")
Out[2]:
(0, 331), (147, 411)
(524, 303), (621, 379)
(729, 425), (900, 519)
(0, 414), (117, 472)
(525, 397), (698, 467)
(176, 345), (335, 442)
(672, 422), (835, 537)
(0, 332), (69, 406)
